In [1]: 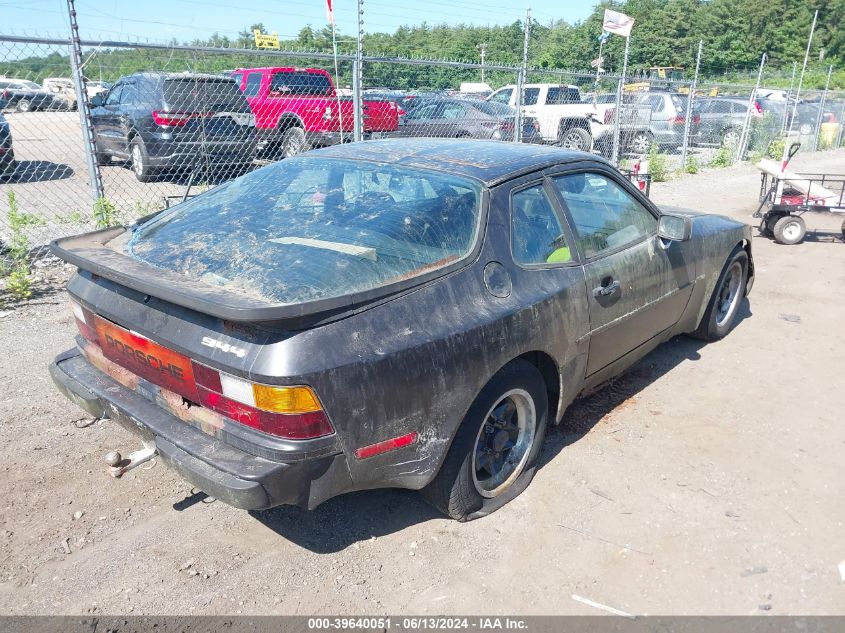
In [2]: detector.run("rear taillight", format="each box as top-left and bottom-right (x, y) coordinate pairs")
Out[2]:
(604, 107), (615, 125)
(753, 101), (763, 115)
(71, 299), (98, 343)
(152, 111), (214, 127)
(824, 112), (836, 123)
(672, 114), (685, 125)
(69, 300), (334, 440)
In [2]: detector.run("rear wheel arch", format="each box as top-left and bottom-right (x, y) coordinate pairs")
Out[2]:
(275, 113), (305, 133)
(515, 351), (561, 424)
(559, 117), (591, 134)
(429, 351), (561, 482)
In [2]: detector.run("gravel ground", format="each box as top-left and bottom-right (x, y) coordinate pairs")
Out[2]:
(0, 149), (843, 616)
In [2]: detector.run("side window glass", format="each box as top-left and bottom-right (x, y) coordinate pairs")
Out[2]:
(442, 103), (465, 119)
(244, 72), (262, 97)
(554, 173), (656, 258)
(523, 87), (540, 106)
(119, 84), (138, 105)
(489, 88), (512, 105)
(511, 184), (572, 265)
(105, 85), (122, 106)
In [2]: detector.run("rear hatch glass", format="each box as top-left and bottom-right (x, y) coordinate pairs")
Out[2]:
(164, 77), (251, 113)
(126, 158), (482, 305)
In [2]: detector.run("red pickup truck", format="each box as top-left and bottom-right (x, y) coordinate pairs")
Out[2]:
(230, 67), (399, 159)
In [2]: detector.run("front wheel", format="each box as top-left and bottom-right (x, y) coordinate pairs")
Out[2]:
(693, 247), (748, 342)
(721, 127), (742, 149)
(558, 126), (592, 152)
(16, 99), (31, 113)
(422, 359), (548, 521)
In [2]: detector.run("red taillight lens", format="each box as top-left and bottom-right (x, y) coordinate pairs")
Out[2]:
(198, 387), (333, 439)
(71, 300), (98, 343)
(753, 101), (763, 116)
(673, 115), (685, 125)
(152, 110), (193, 126)
(152, 111), (214, 127)
(69, 300), (334, 440)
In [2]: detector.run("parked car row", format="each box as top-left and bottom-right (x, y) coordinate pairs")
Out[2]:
(0, 77), (113, 112)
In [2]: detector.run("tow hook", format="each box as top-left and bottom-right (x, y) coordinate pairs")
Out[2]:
(104, 443), (157, 478)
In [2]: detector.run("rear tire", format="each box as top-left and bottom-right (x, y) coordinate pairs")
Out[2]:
(422, 359), (548, 521)
(772, 214), (806, 245)
(130, 136), (156, 182)
(558, 126), (592, 152)
(16, 99), (31, 113)
(693, 247), (748, 342)
(281, 127), (308, 158)
(629, 131), (653, 154)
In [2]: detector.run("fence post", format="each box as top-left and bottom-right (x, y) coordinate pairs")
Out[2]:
(352, 60), (362, 143)
(353, 0), (364, 142)
(836, 99), (845, 150)
(735, 51), (766, 164)
(781, 61), (797, 134)
(811, 64), (833, 151)
(611, 35), (630, 167)
(787, 9), (817, 138)
(66, 0), (103, 203)
(680, 39), (703, 171)
(514, 8), (531, 144)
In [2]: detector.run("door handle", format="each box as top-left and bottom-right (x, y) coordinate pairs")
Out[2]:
(593, 279), (620, 298)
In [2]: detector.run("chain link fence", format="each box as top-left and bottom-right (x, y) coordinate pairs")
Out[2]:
(1, 33), (843, 288)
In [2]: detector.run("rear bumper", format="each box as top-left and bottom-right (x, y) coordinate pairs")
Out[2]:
(146, 136), (257, 169)
(49, 349), (354, 511)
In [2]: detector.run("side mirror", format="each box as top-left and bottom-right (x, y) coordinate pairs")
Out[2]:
(658, 213), (692, 242)
(91, 94), (104, 107)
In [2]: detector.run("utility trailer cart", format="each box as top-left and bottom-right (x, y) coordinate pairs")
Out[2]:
(754, 143), (845, 245)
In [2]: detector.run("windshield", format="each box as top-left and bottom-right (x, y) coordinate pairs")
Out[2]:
(127, 158), (483, 305)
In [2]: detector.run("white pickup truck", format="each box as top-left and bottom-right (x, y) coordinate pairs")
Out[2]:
(488, 83), (615, 151)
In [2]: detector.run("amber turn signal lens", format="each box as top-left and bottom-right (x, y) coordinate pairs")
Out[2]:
(252, 384), (322, 414)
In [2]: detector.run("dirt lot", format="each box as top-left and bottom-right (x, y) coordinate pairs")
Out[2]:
(1, 149), (844, 616)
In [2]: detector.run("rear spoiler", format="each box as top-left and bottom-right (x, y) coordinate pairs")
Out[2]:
(50, 228), (363, 325)
(50, 227), (441, 327)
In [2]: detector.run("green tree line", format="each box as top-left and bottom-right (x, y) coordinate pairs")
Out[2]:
(1, 0), (843, 90)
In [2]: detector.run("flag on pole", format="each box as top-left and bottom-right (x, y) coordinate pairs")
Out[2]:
(603, 9), (634, 37)
(326, 0), (334, 24)
(598, 31), (610, 44)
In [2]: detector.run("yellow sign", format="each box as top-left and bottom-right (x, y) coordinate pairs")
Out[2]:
(253, 30), (280, 50)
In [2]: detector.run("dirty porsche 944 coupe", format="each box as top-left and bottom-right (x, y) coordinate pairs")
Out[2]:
(50, 139), (753, 521)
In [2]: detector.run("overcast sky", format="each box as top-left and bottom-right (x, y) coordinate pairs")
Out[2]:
(2, 0), (595, 43)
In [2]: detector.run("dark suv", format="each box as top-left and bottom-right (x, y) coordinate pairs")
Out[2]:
(90, 72), (257, 182)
